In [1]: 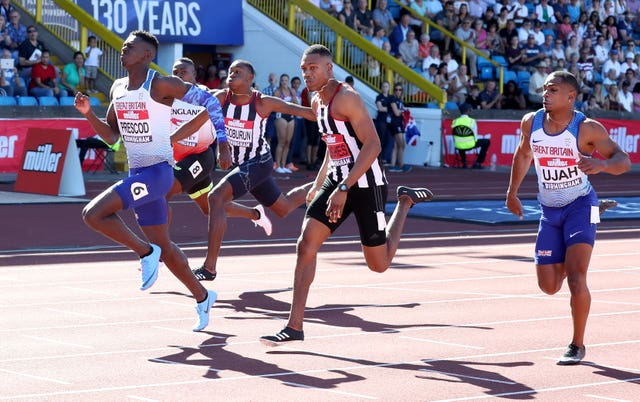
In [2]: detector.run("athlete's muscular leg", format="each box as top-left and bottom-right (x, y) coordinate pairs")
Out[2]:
(202, 180), (235, 275)
(361, 193), (414, 273)
(269, 182), (314, 218)
(142, 224), (207, 302)
(564, 243), (593, 347)
(82, 189), (149, 257)
(536, 263), (566, 295)
(287, 217), (332, 331)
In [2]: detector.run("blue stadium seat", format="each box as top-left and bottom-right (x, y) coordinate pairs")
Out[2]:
(38, 96), (59, 106)
(516, 70), (531, 86)
(491, 55), (508, 68)
(520, 80), (530, 95)
(89, 96), (101, 106)
(17, 96), (38, 106)
(58, 96), (75, 106)
(503, 70), (518, 84)
(427, 102), (440, 109)
(0, 96), (16, 106)
(479, 65), (494, 81)
(477, 56), (493, 69)
(388, 0), (401, 19)
(542, 29), (556, 39)
(444, 101), (459, 110)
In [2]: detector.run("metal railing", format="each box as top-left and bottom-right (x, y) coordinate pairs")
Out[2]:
(248, 0), (447, 106)
(14, 0), (166, 83)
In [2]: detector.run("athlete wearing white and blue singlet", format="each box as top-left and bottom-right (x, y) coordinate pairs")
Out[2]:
(506, 71), (630, 365)
(74, 30), (229, 332)
(261, 44), (434, 346)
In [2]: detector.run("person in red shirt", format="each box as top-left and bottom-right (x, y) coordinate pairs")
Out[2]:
(29, 49), (67, 98)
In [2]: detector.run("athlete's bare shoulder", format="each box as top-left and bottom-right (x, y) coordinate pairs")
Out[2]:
(520, 111), (537, 137)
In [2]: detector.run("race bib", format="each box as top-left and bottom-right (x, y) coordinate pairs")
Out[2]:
(224, 117), (254, 147)
(323, 134), (352, 166)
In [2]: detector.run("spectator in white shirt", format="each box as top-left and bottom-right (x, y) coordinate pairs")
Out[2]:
(535, 0), (557, 27)
(618, 80), (633, 112)
(621, 52), (639, 73)
(517, 18), (534, 44)
(601, 49), (622, 79)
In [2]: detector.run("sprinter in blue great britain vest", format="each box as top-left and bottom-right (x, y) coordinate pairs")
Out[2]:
(506, 71), (630, 365)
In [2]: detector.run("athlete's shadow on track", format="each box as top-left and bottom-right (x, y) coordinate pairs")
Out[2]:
(586, 362), (640, 385)
(217, 289), (492, 333)
(269, 350), (536, 399)
(149, 333), (365, 388)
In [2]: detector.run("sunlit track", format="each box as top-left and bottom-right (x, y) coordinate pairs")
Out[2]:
(2, 226), (639, 258)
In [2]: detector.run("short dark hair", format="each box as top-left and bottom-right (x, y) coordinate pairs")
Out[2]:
(551, 71), (580, 93)
(303, 44), (332, 59)
(230, 59), (255, 76)
(345, 75), (354, 84)
(130, 30), (159, 53)
(175, 57), (195, 67)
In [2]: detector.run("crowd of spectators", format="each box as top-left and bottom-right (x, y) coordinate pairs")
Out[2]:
(0, 1), (105, 104)
(310, 0), (640, 113)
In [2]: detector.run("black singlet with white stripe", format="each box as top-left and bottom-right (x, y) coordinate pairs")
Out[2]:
(222, 90), (270, 166)
(316, 83), (387, 188)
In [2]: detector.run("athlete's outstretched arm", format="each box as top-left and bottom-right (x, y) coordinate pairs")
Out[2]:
(264, 95), (316, 121)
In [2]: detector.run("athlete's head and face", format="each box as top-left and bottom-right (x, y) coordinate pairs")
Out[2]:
(227, 60), (255, 92)
(300, 44), (333, 92)
(542, 71), (579, 113)
(172, 57), (197, 84)
(120, 30), (158, 70)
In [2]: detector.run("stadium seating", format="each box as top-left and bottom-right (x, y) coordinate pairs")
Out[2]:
(17, 96), (38, 106)
(0, 96), (17, 106)
(38, 96), (59, 106)
(58, 96), (75, 106)
(89, 96), (101, 106)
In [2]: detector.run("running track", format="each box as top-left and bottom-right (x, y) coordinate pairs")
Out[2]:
(1, 167), (639, 401)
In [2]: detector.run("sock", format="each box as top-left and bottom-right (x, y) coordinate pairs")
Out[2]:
(197, 293), (208, 304)
(140, 246), (153, 259)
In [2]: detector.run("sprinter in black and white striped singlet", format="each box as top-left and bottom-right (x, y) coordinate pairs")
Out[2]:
(191, 59), (317, 282)
(260, 44), (434, 346)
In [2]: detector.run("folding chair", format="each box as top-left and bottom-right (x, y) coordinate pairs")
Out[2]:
(76, 137), (118, 173)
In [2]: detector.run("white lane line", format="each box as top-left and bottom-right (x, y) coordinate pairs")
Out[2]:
(419, 368), (516, 385)
(23, 335), (93, 350)
(585, 394), (632, 402)
(0, 368), (71, 385)
(400, 336), (485, 350)
(45, 307), (106, 320)
(281, 381), (378, 399)
(126, 396), (160, 402)
(430, 376), (640, 402)
(59, 286), (120, 296)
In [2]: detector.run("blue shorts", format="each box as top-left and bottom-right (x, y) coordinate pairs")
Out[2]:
(113, 162), (173, 226)
(224, 152), (282, 207)
(535, 189), (599, 265)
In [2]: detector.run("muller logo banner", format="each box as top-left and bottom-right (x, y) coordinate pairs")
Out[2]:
(14, 128), (85, 196)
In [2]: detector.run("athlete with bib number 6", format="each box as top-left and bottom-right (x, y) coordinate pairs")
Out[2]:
(74, 31), (227, 332)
